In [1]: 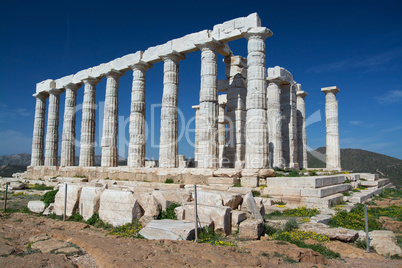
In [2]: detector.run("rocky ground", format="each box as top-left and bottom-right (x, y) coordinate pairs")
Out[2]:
(0, 212), (401, 268)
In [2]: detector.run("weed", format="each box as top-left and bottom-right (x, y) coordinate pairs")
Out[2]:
(85, 213), (113, 230)
(355, 239), (374, 251)
(344, 178), (351, 183)
(359, 178), (367, 181)
(283, 207), (319, 217)
(14, 219), (23, 222)
(342, 191), (351, 196)
(73, 175), (87, 178)
(272, 200), (287, 206)
(159, 203), (181, 220)
(68, 213), (84, 222)
(264, 224), (279, 236)
(284, 219), (299, 232)
(261, 252), (270, 258)
(107, 221), (143, 238)
(28, 183), (53, 191)
(286, 169), (300, 177)
(252, 190), (261, 197)
(164, 178), (174, 184)
(232, 182), (242, 187)
(273, 252), (297, 263)
(41, 189), (58, 207)
(198, 226), (236, 246)
(20, 206), (31, 213)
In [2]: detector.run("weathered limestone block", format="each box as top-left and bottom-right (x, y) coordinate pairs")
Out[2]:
(258, 169), (275, 178)
(99, 189), (141, 226)
(137, 193), (162, 219)
(27, 200), (46, 213)
(79, 186), (104, 221)
(240, 177), (259, 188)
(300, 223), (358, 242)
(53, 184), (83, 217)
(231, 210), (247, 227)
(359, 173), (379, 181)
(9, 182), (26, 190)
(152, 189), (192, 211)
(195, 190), (223, 206)
(241, 192), (263, 220)
(43, 203), (55, 216)
(139, 219), (198, 241)
(370, 230), (402, 256)
(238, 219), (264, 240)
(213, 169), (241, 178)
(56, 177), (88, 183)
(219, 192), (242, 209)
(207, 177), (239, 186)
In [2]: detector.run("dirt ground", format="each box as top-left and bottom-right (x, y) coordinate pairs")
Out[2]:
(1, 212), (401, 268)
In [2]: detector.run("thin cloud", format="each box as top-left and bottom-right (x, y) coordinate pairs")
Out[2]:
(375, 90), (402, 104)
(349, 121), (362, 125)
(308, 48), (402, 74)
(382, 124), (402, 133)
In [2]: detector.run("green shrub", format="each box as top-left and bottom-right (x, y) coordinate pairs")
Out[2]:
(232, 182), (242, 187)
(85, 213), (113, 230)
(265, 210), (283, 219)
(252, 190), (261, 197)
(355, 239), (374, 251)
(272, 200), (287, 206)
(283, 207), (319, 217)
(198, 226), (235, 246)
(164, 178), (174, 184)
(107, 221), (143, 238)
(28, 183), (53, 190)
(286, 169), (300, 177)
(284, 219), (298, 232)
(342, 191), (351, 196)
(328, 204), (383, 231)
(264, 224), (279, 236)
(40, 189), (58, 207)
(68, 213), (84, 222)
(159, 202), (181, 220)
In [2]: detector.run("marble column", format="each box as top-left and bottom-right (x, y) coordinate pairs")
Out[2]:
(218, 94), (228, 168)
(60, 83), (81, 166)
(280, 84), (290, 167)
(159, 52), (185, 168)
(101, 70), (124, 167)
(127, 62), (152, 168)
(79, 78), (100, 167)
(197, 43), (219, 168)
(289, 83), (298, 169)
(45, 89), (63, 166)
(192, 105), (200, 165)
(296, 87), (308, 169)
(225, 56), (247, 169)
(267, 79), (283, 168)
(322, 86), (341, 171)
(244, 27), (272, 169)
(31, 92), (49, 166)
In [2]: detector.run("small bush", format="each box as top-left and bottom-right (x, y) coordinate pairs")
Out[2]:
(68, 213), (84, 222)
(41, 189), (58, 207)
(232, 182), (242, 187)
(86, 213), (113, 230)
(252, 190), (261, 197)
(265, 210), (283, 219)
(284, 219), (298, 232)
(264, 224), (279, 236)
(272, 200), (287, 206)
(342, 191), (351, 196)
(283, 207), (319, 217)
(164, 178), (174, 184)
(286, 169), (300, 177)
(159, 202), (181, 220)
(198, 226), (235, 246)
(355, 239), (374, 251)
(107, 221), (143, 238)
(28, 183), (53, 191)
(344, 178), (351, 183)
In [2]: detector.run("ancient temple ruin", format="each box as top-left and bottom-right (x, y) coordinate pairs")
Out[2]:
(26, 13), (341, 181)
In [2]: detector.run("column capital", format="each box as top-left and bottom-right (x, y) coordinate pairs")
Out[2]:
(83, 77), (102, 86)
(48, 88), (64, 96)
(65, 83), (81, 91)
(244, 27), (273, 40)
(106, 70), (125, 79)
(129, 61), (153, 71)
(296, 90), (308, 98)
(192, 105), (200, 110)
(196, 39), (232, 56)
(33, 91), (49, 101)
(321, 86), (340, 95)
(159, 51), (185, 63)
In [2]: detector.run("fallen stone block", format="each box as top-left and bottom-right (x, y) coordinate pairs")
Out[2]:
(53, 184), (83, 217)
(152, 189), (192, 210)
(9, 181), (26, 190)
(27, 200), (46, 213)
(43, 203), (55, 216)
(238, 219), (264, 239)
(137, 193), (162, 219)
(139, 219), (198, 240)
(240, 177), (259, 187)
(231, 210), (247, 227)
(99, 189), (141, 226)
(370, 230), (402, 256)
(300, 222), (359, 242)
(79, 186), (104, 221)
(56, 177), (88, 183)
(31, 238), (69, 253)
(241, 192), (263, 220)
(195, 190), (223, 206)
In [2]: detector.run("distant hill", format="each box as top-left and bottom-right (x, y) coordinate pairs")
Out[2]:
(0, 153), (31, 166)
(308, 147), (402, 187)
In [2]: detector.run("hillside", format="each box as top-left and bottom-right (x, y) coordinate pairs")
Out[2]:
(308, 147), (402, 187)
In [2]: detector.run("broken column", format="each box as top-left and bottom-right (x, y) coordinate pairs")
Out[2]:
(128, 62), (152, 168)
(266, 66), (293, 168)
(159, 52), (185, 168)
(44, 87), (62, 166)
(31, 90), (49, 166)
(101, 70), (124, 167)
(218, 94), (228, 167)
(322, 86), (341, 171)
(244, 27), (272, 169)
(296, 85), (308, 169)
(225, 56), (247, 169)
(79, 78), (100, 167)
(60, 81), (81, 166)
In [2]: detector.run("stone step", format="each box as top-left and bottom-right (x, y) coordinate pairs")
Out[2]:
(359, 173), (379, 181)
(266, 175), (345, 189)
(310, 214), (332, 224)
(360, 178), (389, 188)
(300, 184), (351, 198)
(207, 177), (239, 186)
(349, 183), (393, 203)
(305, 193), (344, 209)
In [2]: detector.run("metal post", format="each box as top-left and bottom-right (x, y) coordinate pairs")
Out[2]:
(365, 204), (370, 253)
(63, 183), (68, 221)
(4, 183), (8, 211)
(194, 184), (198, 243)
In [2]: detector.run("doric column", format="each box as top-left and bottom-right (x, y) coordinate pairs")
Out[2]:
(127, 62), (152, 168)
(45, 88), (63, 166)
(244, 27), (272, 169)
(101, 70), (124, 167)
(296, 87), (308, 169)
(322, 86), (341, 171)
(158, 52), (185, 168)
(79, 78), (101, 167)
(289, 83), (298, 169)
(192, 105), (200, 165)
(267, 79), (283, 168)
(197, 43), (220, 168)
(225, 56), (247, 169)
(31, 92), (49, 166)
(60, 83), (81, 166)
(218, 94), (228, 168)
(280, 83), (291, 167)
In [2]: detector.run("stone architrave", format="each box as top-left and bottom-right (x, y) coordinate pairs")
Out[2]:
(244, 27), (272, 169)
(218, 94), (228, 167)
(45, 88), (63, 166)
(192, 105), (200, 165)
(60, 83), (81, 166)
(101, 70), (124, 167)
(322, 86), (341, 171)
(79, 78), (101, 167)
(225, 56), (247, 169)
(128, 62), (152, 168)
(197, 42), (220, 168)
(158, 52), (185, 168)
(296, 86), (308, 169)
(31, 92), (49, 166)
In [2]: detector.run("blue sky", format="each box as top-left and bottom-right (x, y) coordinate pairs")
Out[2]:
(0, 0), (401, 160)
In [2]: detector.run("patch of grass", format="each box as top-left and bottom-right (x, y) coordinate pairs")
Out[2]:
(14, 218), (23, 222)
(273, 252), (297, 263)
(232, 182), (242, 187)
(342, 191), (351, 196)
(20, 206), (31, 214)
(359, 178), (367, 181)
(252, 190), (261, 197)
(344, 178), (351, 183)
(272, 200), (287, 206)
(28, 183), (53, 190)
(396, 235), (402, 248)
(261, 252), (270, 258)
(272, 230), (329, 243)
(365, 200), (377, 206)
(355, 239), (375, 251)
(283, 207), (320, 217)
(265, 210), (283, 219)
(73, 175), (87, 178)
(41, 189), (58, 207)
(12, 192), (25, 196)
(85, 213), (113, 230)
(164, 178), (174, 184)
(284, 219), (299, 232)
(198, 226), (236, 246)
(373, 188), (402, 200)
(48, 213), (63, 220)
(68, 213), (84, 222)
(264, 224), (280, 236)
(159, 202), (181, 220)
(352, 189), (361, 192)
(107, 221), (143, 238)
(286, 169), (300, 177)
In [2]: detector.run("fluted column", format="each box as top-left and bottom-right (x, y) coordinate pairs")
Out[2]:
(192, 105), (200, 165)
(296, 88), (308, 169)
(280, 84), (290, 167)
(289, 83), (298, 169)
(267, 79), (283, 168)
(45, 89), (63, 166)
(31, 92), (49, 166)
(197, 43), (219, 168)
(128, 63), (152, 168)
(159, 52), (185, 168)
(79, 78), (100, 167)
(322, 86), (341, 171)
(60, 84), (81, 166)
(218, 95), (228, 168)
(101, 70), (124, 167)
(244, 27), (272, 168)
